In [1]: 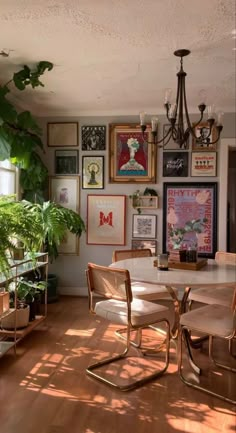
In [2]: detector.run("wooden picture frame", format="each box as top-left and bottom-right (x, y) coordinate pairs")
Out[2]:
(191, 152), (217, 177)
(132, 214), (157, 239)
(47, 122), (78, 147)
(163, 182), (217, 258)
(55, 150), (79, 175)
(131, 239), (157, 256)
(163, 151), (189, 177)
(82, 155), (104, 189)
(87, 195), (126, 245)
(81, 125), (106, 150)
(49, 176), (80, 254)
(163, 124), (189, 150)
(109, 123), (157, 183)
(192, 122), (217, 151)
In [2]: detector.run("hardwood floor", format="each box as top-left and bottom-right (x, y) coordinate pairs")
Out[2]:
(0, 296), (235, 433)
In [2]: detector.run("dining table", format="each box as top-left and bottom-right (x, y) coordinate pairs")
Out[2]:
(110, 256), (236, 367)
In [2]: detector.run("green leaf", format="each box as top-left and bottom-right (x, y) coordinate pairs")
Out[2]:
(0, 126), (11, 160)
(17, 111), (42, 135)
(0, 86), (17, 122)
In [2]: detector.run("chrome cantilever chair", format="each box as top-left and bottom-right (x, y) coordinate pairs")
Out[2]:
(86, 262), (171, 391)
(178, 288), (236, 404)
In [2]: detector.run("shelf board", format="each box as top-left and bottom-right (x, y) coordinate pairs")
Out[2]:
(0, 341), (15, 357)
(0, 315), (46, 339)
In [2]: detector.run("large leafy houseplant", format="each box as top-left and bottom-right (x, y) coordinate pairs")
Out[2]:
(0, 61), (53, 202)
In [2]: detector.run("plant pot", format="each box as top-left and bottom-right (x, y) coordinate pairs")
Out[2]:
(47, 273), (59, 303)
(1, 305), (30, 329)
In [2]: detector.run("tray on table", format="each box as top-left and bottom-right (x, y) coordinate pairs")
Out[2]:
(153, 258), (208, 271)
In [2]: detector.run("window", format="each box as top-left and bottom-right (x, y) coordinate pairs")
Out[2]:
(0, 161), (19, 197)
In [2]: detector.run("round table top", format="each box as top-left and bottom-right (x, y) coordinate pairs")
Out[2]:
(110, 257), (236, 288)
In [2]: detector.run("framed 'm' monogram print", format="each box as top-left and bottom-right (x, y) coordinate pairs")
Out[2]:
(87, 195), (126, 245)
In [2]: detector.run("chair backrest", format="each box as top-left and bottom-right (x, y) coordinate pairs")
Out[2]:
(112, 248), (152, 263)
(86, 262), (132, 303)
(215, 251), (236, 266)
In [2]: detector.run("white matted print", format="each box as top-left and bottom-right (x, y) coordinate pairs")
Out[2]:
(191, 152), (217, 177)
(47, 122), (78, 147)
(87, 195), (126, 245)
(132, 214), (157, 239)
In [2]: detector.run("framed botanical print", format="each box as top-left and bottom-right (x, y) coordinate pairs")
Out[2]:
(82, 156), (104, 189)
(87, 195), (126, 245)
(163, 151), (188, 177)
(191, 152), (217, 177)
(163, 182), (217, 258)
(55, 150), (79, 175)
(81, 125), (106, 150)
(132, 214), (157, 239)
(49, 176), (80, 254)
(47, 122), (78, 147)
(192, 122), (217, 151)
(109, 123), (157, 183)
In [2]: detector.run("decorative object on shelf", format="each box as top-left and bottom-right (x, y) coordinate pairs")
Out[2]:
(132, 214), (157, 239)
(163, 152), (188, 177)
(8, 277), (46, 322)
(129, 188), (158, 213)
(0, 291), (10, 314)
(55, 150), (79, 175)
(47, 122), (78, 147)
(109, 123), (157, 183)
(131, 239), (157, 256)
(1, 305), (30, 330)
(82, 156), (104, 189)
(139, 49), (223, 149)
(191, 152), (217, 177)
(87, 195), (126, 245)
(81, 125), (106, 150)
(163, 182), (217, 258)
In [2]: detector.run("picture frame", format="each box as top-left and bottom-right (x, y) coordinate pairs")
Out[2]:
(192, 122), (217, 151)
(163, 124), (189, 150)
(87, 195), (126, 245)
(163, 182), (217, 258)
(131, 239), (157, 256)
(55, 150), (79, 175)
(132, 214), (157, 239)
(47, 122), (78, 147)
(191, 152), (217, 177)
(81, 125), (106, 150)
(109, 123), (157, 183)
(82, 155), (104, 189)
(49, 176), (80, 254)
(163, 151), (189, 177)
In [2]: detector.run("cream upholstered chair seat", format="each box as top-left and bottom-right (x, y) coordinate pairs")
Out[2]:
(86, 262), (171, 391)
(189, 286), (234, 307)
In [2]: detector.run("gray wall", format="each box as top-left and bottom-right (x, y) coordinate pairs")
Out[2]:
(37, 113), (236, 295)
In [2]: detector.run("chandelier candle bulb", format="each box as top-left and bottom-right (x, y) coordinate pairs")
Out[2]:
(139, 111), (146, 126)
(164, 88), (172, 104)
(217, 111), (224, 126)
(151, 117), (158, 132)
(207, 105), (216, 120)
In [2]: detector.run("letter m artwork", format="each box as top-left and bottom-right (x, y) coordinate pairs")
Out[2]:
(99, 212), (113, 227)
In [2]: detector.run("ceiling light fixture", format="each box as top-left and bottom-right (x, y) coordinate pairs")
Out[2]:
(140, 49), (224, 148)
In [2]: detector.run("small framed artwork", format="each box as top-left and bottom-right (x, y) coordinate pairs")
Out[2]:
(82, 156), (104, 189)
(132, 214), (157, 239)
(55, 150), (79, 175)
(163, 151), (188, 177)
(81, 125), (106, 150)
(191, 152), (217, 177)
(87, 195), (126, 245)
(192, 122), (217, 151)
(47, 122), (78, 147)
(49, 176), (80, 254)
(109, 123), (157, 183)
(163, 124), (189, 150)
(163, 182), (217, 258)
(131, 239), (157, 256)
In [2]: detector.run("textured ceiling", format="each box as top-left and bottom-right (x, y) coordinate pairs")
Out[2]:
(0, 0), (235, 117)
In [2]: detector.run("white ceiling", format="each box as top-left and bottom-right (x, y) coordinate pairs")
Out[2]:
(0, 0), (235, 117)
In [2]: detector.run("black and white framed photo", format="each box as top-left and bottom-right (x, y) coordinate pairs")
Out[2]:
(82, 155), (104, 189)
(131, 239), (157, 255)
(55, 150), (79, 175)
(132, 214), (157, 239)
(81, 125), (106, 150)
(163, 124), (189, 150)
(163, 151), (188, 177)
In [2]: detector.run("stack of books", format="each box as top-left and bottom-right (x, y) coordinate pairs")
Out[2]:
(168, 250), (181, 262)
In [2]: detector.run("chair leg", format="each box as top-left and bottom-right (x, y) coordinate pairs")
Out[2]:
(209, 336), (236, 372)
(178, 326), (236, 405)
(87, 321), (170, 391)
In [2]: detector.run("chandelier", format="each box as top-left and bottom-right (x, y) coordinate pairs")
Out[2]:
(140, 49), (223, 148)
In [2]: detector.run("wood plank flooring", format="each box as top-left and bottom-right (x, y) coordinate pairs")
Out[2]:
(0, 296), (235, 433)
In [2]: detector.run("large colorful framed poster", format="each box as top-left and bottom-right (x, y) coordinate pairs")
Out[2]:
(163, 182), (217, 258)
(87, 195), (126, 245)
(109, 123), (157, 183)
